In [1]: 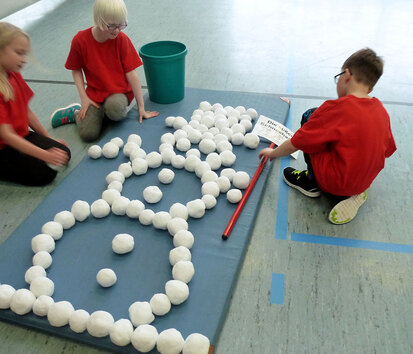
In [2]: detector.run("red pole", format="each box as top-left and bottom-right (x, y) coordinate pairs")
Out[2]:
(222, 142), (276, 240)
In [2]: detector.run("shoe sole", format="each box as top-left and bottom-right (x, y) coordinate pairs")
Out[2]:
(328, 191), (367, 224)
(50, 103), (81, 126)
(282, 173), (321, 198)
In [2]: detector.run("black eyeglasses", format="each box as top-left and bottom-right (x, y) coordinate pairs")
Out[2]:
(334, 71), (345, 84)
(101, 19), (127, 31)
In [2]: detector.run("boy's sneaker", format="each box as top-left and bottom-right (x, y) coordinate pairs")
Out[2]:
(282, 167), (321, 198)
(50, 103), (81, 128)
(328, 191), (367, 225)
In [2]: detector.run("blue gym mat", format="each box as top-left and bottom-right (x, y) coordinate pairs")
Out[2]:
(0, 87), (289, 353)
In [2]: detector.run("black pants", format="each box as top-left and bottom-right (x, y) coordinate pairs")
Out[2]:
(0, 132), (71, 186)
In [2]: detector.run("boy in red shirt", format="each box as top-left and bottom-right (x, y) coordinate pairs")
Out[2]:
(50, 0), (158, 141)
(259, 48), (396, 224)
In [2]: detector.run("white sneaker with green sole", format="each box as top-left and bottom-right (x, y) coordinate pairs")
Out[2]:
(328, 191), (367, 225)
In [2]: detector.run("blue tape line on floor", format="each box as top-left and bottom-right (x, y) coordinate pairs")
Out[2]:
(275, 157), (290, 240)
(270, 273), (285, 304)
(292, 233), (413, 254)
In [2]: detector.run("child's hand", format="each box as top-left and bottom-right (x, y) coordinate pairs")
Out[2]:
(258, 148), (275, 161)
(45, 147), (69, 166)
(78, 98), (100, 120)
(138, 108), (159, 123)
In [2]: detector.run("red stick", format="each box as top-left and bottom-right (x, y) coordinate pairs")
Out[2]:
(222, 142), (276, 240)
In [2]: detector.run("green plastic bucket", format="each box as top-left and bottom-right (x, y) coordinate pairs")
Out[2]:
(139, 41), (187, 104)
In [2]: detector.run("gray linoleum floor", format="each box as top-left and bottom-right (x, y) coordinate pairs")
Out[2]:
(0, 0), (412, 353)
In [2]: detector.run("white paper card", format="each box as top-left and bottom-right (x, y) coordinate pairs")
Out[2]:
(252, 115), (298, 159)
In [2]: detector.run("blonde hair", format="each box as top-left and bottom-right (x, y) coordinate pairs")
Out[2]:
(0, 22), (30, 101)
(93, 0), (128, 30)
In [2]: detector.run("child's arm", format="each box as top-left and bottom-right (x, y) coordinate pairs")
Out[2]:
(28, 108), (68, 147)
(258, 139), (298, 161)
(0, 124), (69, 166)
(72, 70), (100, 120)
(125, 70), (159, 123)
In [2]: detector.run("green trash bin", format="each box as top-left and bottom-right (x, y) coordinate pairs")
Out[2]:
(139, 41), (187, 104)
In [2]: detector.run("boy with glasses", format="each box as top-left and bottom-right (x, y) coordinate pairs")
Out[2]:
(50, 0), (158, 141)
(259, 48), (396, 224)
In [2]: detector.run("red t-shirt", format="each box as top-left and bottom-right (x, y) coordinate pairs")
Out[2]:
(65, 28), (142, 104)
(0, 72), (34, 149)
(291, 95), (397, 196)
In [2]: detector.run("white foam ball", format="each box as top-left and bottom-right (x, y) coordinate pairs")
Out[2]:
(131, 325), (158, 353)
(194, 161), (211, 178)
(209, 127), (220, 135)
(161, 148), (176, 164)
(201, 115), (214, 128)
(69, 309), (90, 333)
(87, 310), (114, 337)
(206, 152), (221, 170)
(10, 289), (36, 315)
(246, 108), (258, 119)
(192, 109), (203, 116)
(186, 148), (201, 158)
(232, 123), (246, 135)
(167, 217), (188, 236)
(201, 181), (220, 198)
(161, 132), (175, 145)
(175, 138), (191, 152)
(227, 189), (242, 203)
(41, 221), (63, 240)
(130, 147), (147, 160)
(31, 234), (55, 254)
(186, 199), (206, 218)
(169, 203), (188, 220)
(227, 108), (240, 119)
(150, 293), (171, 316)
(32, 295), (54, 316)
(172, 260), (195, 283)
(183, 333), (210, 354)
(128, 134), (142, 146)
(240, 118), (253, 132)
(217, 175), (231, 193)
(171, 155), (185, 169)
(165, 116), (175, 127)
(189, 119), (200, 129)
(157, 328), (185, 354)
(132, 157), (148, 175)
(173, 230), (194, 249)
(199, 138), (216, 154)
(231, 132), (244, 145)
(174, 129), (187, 141)
(152, 211), (172, 230)
(96, 268), (117, 287)
(159, 168), (175, 184)
(126, 200), (145, 219)
(202, 194), (217, 209)
(110, 137), (124, 148)
(233, 171), (250, 189)
(184, 155), (201, 172)
(199, 101), (212, 111)
(146, 151), (162, 168)
(201, 170), (218, 184)
(214, 133), (229, 145)
(169, 246), (191, 266)
(187, 129), (202, 144)
(244, 133), (260, 149)
(111, 196), (130, 215)
(91, 199), (111, 218)
(25, 265), (46, 284)
(220, 168), (236, 181)
(118, 162), (133, 178)
(173, 116), (188, 129)
(212, 102), (223, 111)
(32, 251), (53, 269)
(71, 200), (90, 222)
(123, 141), (140, 157)
(235, 105), (246, 114)
(108, 180), (123, 192)
(0, 284), (15, 309)
(139, 209), (155, 225)
(220, 150), (236, 167)
(129, 301), (154, 326)
(112, 233), (134, 254)
(102, 188), (121, 205)
(214, 118), (229, 130)
(220, 127), (233, 139)
(165, 280), (190, 305)
(88, 145), (102, 159)
(227, 115), (238, 127)
(110, 319), (134, 347)
(198, 123), (209, 133)
(30, 276), (54, 297)
(54, 211), (75, 229)
(159, 142), (174, 153)
(47, 301), (74, 327)
(216, 140), (233, 153)
(143, 186), (163, 204)
(106, 170), (125, 184)
(102, 142), (119, 158)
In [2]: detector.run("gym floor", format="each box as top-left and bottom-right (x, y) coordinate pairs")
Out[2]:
(0, 0), (412, 353)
